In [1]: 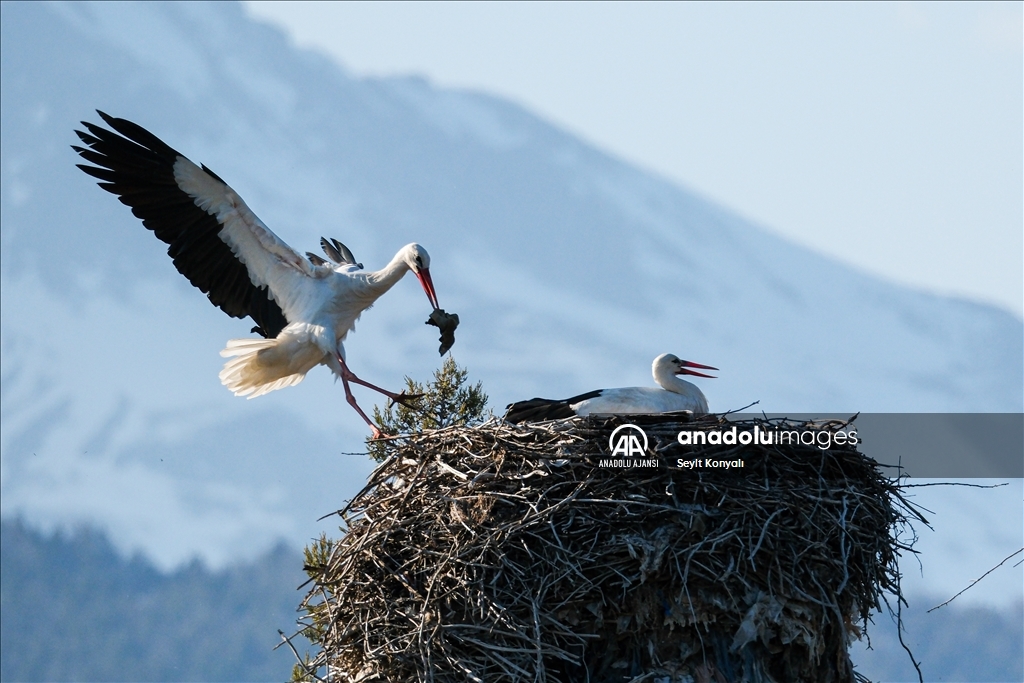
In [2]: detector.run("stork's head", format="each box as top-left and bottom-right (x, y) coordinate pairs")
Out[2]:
(654, 353), (718, 381)
(401, 243), (439, 309)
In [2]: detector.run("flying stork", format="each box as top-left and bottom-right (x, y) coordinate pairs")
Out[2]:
(72, 111), (448, 437)
(505, 353), (717, 423)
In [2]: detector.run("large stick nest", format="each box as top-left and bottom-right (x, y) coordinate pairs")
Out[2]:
(296, 415), (920, 683)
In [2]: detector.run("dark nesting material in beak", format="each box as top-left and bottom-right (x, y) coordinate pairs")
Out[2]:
(426, 308), (460, 355)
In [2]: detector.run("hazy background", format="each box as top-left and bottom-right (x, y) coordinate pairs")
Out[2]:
(246, 1), (1024, 317)
(0, 2), (1021, 680)
(244, 0), (1024, 609)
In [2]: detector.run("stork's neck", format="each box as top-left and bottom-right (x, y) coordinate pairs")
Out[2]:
(654, 367), (698, 395)
(366, 251), (412, 295)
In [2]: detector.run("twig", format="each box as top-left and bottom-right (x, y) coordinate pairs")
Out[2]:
(277, 629), (324, 683)
(928, 547), (1024, 612)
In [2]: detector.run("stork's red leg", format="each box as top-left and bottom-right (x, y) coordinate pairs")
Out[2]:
(337, 368), (384, 439)
(337, 356), (423, 408)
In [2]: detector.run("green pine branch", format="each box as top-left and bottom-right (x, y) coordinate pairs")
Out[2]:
(367, 357), (488, 460)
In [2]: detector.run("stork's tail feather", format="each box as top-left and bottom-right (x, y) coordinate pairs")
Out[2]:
(219, 337), (323, 399)
(504, 398), (577, 424)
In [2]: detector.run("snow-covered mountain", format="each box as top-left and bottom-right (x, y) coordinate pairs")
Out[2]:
(2, 0), (1021, 589)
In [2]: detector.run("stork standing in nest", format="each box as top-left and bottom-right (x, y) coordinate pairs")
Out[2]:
(73, 111), (449, 437)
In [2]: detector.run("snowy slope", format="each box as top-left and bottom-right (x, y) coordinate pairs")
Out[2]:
(1, 1), (1021, 588)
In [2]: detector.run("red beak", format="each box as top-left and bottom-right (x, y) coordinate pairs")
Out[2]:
(678, 360), (718, 379)
(416, 268), (440, 309)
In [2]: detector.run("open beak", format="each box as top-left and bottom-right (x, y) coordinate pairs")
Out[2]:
(416, 268), (440, 309)
(678, 360), (718, 379)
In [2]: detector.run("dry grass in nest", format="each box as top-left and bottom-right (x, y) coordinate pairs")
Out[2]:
(293, 414), (922, 683)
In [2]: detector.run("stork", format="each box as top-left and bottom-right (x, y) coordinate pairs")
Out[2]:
(505, 353), (717, 423)
(72, 111), (446, 437)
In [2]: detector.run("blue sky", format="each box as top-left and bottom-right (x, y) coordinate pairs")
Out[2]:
(245, 1), (1023, 317)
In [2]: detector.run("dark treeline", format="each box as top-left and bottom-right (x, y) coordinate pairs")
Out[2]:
(1, 517), (1020, 682)
(0, 518), (308, 682)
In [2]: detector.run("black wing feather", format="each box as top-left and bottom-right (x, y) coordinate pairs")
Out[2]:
(331, 238), (362, 268)
(320, 237), (361, 268)
(73, 111), (287, 338)
(319, 237), (344, 264)
(504, 390), (603, 424)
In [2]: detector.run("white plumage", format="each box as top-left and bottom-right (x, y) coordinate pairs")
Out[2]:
(73, 112), (440, 436)
(505, 353), (717, 423)
(213, 241), (437, 402)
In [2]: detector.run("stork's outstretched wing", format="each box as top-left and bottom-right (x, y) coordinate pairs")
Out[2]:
(73, 111), (324, 338)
